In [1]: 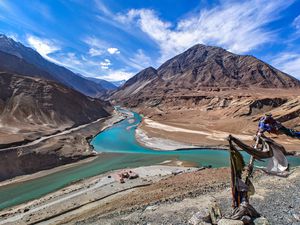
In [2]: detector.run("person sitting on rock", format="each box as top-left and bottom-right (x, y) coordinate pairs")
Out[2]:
(257, 113), (300, 138)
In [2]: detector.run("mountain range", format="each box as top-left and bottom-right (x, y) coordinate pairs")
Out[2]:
(0, 34), (115, 97)
(86, 77), (117, 90)
(112, 44), (300, 105)
(0, 34), (116, 147)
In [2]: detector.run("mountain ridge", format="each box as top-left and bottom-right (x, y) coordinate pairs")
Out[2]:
(86, 77), (117, 90)
(0, 34), (107, 97)
(0, 72), (112, 142)
(112, 44), (300, 102)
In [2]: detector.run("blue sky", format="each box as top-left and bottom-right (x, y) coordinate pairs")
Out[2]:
(0, 0), (300, 81)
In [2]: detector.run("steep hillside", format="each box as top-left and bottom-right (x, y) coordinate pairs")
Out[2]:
(0, 72), (112, 146)
(113, 67), (157, 99)
(0, 50), (57, 81)
(0, 34), (106, 97)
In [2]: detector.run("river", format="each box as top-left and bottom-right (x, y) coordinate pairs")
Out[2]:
(0, 109), (299, 210)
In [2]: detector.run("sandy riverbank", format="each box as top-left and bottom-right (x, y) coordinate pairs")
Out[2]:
(137, 115), (300, 152)
(135, 118), (250, 151)
(135, 128), (201, 150)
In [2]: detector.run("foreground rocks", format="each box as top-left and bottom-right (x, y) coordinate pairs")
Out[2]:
(70, 167), (300, 225)
(4, 166), (294, 224)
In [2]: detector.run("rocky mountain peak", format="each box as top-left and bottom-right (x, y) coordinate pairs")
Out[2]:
(111, 43), (300, 105)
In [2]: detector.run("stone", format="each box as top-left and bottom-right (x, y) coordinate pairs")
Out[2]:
(144, 205), (158, 211)
(253, 217), (270, 225)
(217, 219), (244, 225)
(188, 210), (211, 225)
(241, 215), (251, 224)
(209, 203), (222, 224)
(293, 213), (300, 221)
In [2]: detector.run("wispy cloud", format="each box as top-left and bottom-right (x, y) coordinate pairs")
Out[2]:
(89, 48), (103, 56)
(26, 35), (60, 62)
(84, 36), (120, 57)
(0, 0), (11, 11)
(293, 15), (300, 31)
(94, 0), (113, 17)
(118, 0), (294, 63)
(84, 36), (107, 57)
(271, 52), (300, 79)
(0, 1), (54, 33)
(31, 1), (54, 22)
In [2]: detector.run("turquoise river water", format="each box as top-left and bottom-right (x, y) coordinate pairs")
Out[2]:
(0, 109), (300, 210)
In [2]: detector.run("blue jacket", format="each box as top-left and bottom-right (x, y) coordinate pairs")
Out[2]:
(258, 120), (272, 132)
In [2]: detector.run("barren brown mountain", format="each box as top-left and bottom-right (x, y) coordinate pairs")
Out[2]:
(0, 72), (114, 180)
(112, 44), (300, 151)
(113, 44), (300, 101)
(0, 72), (112, 146)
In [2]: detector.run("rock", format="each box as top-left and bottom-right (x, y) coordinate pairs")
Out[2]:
(209, 203), (222, 224)
(188, 210), (211, 225)
(292, 213), (300, 221)
(217, 219), (243, 225)
(241, 215), (251, 224)
(253, 217), (269, 225)
(144, 205), (158, 211)
(23, 207), (30, 213)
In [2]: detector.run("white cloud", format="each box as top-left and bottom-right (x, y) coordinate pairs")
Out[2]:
(293, 15), (300, 30)
(89, 47), (103, 56)
(271, 52), (300, 79)
(98, 70), (134, 81)
(100, 58), (111, 69)
(118, 0), (294, 63)
(107, 47), (120, 54)
(26, 35), (60, 62)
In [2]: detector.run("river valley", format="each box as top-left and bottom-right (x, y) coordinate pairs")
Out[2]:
(0, 108), (300, 212)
